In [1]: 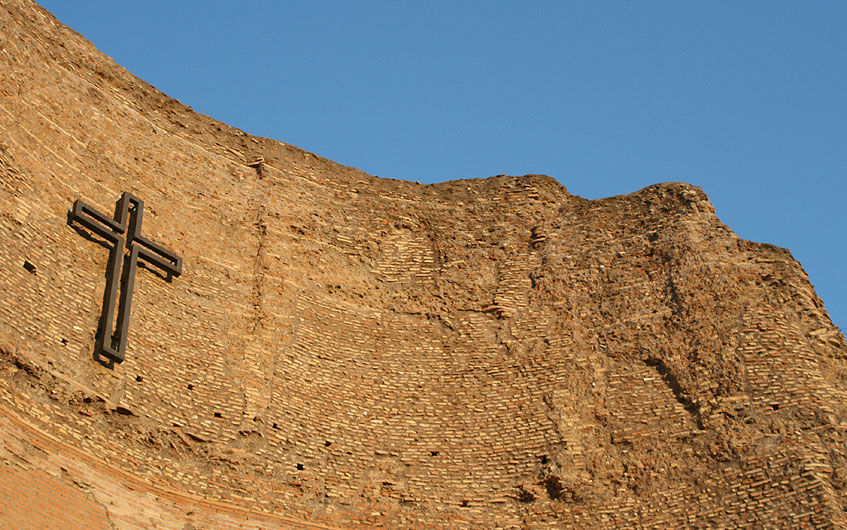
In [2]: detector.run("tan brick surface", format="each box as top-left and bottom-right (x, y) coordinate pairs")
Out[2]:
(1, 1), (846, 528)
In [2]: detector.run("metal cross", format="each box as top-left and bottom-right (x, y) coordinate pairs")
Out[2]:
(70, 192), (182, 365)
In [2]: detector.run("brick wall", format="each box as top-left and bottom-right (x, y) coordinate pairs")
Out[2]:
(1, 1), (846, 528)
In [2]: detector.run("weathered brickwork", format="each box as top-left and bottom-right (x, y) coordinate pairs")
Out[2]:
(1, 1), (846, 528)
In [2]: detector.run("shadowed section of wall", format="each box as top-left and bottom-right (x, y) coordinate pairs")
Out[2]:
(1, 1), (846, 528)
(0, 462), (112, 530)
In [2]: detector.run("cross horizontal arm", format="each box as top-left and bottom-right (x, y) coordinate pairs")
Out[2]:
(136, 243), (182, 277)
(71, 199), (124, 242)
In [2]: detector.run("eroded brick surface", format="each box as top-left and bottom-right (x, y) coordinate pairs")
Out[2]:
(1, 0), (846, 528)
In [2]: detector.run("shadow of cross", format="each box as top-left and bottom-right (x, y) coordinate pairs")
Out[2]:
(70, 192), (182, 366)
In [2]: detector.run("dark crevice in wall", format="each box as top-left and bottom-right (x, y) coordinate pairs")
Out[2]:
(644, 357), (702, 428)
(250, 203), (268, 334)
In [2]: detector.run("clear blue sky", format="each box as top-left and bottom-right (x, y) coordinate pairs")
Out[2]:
(40, 1), (846, 332)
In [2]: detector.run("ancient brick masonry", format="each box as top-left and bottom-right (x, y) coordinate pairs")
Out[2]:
(1, 1), (847, 528)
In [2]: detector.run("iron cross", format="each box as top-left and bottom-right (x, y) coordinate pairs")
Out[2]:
(70, 192), (182, 365)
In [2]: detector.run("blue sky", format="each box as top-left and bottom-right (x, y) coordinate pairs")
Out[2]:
(40, 1), (846, 331)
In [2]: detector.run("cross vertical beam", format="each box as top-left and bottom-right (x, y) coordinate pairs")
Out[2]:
(70, 192), (182, 365)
